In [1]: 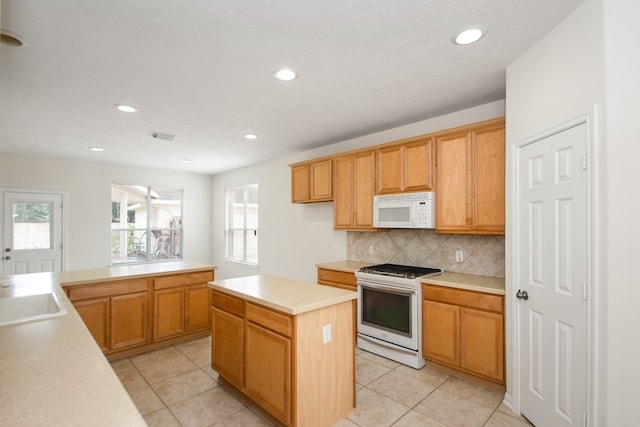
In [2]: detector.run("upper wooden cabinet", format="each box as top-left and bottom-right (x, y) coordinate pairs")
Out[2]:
(333, 150), (377, 230)
(290, 158), (333, 203)
(435, 119), (505, 234)
(376, 138), (433, 194)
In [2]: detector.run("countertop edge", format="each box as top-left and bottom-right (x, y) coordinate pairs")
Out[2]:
(209, 275), (357, 316)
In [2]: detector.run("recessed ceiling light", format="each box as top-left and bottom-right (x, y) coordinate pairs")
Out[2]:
(181, 159), (193, 164)
(115, 104), (138, 113)
(453, 27), (486, 45)
(89, 147), (104, 152)
(274, 69), (297, 81)
(244, 133), (258, 140)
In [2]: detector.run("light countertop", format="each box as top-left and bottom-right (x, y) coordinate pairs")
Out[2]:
(315, 260), (505, 295)
(421, 272), (505, 295)
(0, 260), (216, 426)
(209, 274), (357, 315)
(316, 260), (373, 273)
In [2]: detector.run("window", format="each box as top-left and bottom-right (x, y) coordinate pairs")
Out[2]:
(111, 184), (183, 264)
(225, 184), (258, 265)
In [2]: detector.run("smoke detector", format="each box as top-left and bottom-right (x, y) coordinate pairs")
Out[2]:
(150, 132), (175, 141)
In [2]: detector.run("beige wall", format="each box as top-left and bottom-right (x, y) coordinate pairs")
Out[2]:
(0, 154), (213, 270)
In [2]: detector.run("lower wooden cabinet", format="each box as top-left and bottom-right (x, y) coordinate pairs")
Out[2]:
(245, 321), (292, 424)
(68, 278), (150, 354)
(153, 271), (215, 340)
(67, 269), (215, 359)
(211, 288), (354, 426)
(317, 267), (357, 291)
(422, 284), (505, 385)
(211, 304), (244, 389)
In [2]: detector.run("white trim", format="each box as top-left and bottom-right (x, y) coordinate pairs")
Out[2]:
(507, 107), (599, 425)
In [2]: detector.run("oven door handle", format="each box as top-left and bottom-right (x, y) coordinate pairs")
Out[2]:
(357, 280), (417, 295)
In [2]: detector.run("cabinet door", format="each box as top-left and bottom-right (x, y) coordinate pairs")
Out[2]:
(404, 139), (433, 192)
(185, 284), (210, 331)
(460, 307), (504, 382)
(333, 155), (354, 229)
(377, 145), (404, 194)
(472, 124), (505, 233)
(74, 297), (110, 351)
(111, 292), (149, 350)
(353, 151), (376, 229)
(436, 130), (472, 232)
(245, 322), (291, 425)
(422, 300), (460, 366)
(154, 287), (185, 340)
(291, 164), (310, 203)
(211, 307), (244, 389)
(310, 159), (332, 201)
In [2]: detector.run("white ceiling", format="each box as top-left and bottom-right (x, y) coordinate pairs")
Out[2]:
(0, 0), (583, 175)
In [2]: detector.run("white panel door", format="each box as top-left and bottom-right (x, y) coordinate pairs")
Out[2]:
(2, 191), (64, 276)
(517, 123), (589, 426)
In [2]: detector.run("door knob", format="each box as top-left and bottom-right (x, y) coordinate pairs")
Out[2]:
(4, 256), (11, 260)
(516, 289), (529, 300)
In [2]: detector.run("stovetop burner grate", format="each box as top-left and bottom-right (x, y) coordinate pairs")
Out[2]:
(359, 263), (443, 279)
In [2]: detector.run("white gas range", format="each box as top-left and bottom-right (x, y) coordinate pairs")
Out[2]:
(355, 263), (443, 369)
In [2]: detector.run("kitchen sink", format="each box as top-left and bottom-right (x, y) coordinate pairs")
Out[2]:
(0, 292), (66, 326)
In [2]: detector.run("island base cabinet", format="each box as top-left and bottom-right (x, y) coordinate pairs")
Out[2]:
(245, 322), (291, 425)
(211, 306), (244, 390)
(210, 289), (355, 427)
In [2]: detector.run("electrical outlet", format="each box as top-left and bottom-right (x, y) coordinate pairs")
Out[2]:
(322, 324), (332, 344)
(368, 244), (375, 255)
(455, 250), (464, 263)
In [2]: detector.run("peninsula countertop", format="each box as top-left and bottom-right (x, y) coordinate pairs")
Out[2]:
(209, 274), (357, 315)
(0, 260), (216, 426)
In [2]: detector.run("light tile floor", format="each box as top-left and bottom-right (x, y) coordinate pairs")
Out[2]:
(111, 336), (533, 427)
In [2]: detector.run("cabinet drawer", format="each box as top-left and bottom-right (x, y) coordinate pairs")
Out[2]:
(154, 271), (215, 290)
(246, 303), (292, 337)
(317, 268), (357, 288)
(68, 279), (149, 301)
(212, 291), (244, 317)
(423, 284), (503, 313)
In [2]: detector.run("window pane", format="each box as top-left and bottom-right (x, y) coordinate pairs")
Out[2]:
(246, 229), (258, 264)
(111, 229), (147, 264)
(111, 184), (183, 264)
(13, 202), (52, 250)
(149, 229), (181, 260)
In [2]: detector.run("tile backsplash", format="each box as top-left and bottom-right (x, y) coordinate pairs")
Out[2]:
(347, 229), (505, 278)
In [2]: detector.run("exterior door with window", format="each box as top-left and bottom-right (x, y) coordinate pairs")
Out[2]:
(2, 191), (64, 276)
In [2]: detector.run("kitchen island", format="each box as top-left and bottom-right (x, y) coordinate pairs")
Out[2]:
(209, 275), (357, 427)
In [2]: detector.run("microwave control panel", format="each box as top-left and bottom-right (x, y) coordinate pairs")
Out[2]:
(415, 202), (433, 227)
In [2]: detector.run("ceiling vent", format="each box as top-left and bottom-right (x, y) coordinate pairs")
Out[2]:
(150, 132), (175, 141)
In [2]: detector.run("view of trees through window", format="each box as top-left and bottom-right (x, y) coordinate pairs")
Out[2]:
(111, 184), (183, 264)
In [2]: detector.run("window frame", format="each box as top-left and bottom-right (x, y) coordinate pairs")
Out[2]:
(110, 183), (184, 265)
(224, 183), (258, 266)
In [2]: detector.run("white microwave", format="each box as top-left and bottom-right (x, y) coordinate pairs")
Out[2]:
(373, 192), (435, 229)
